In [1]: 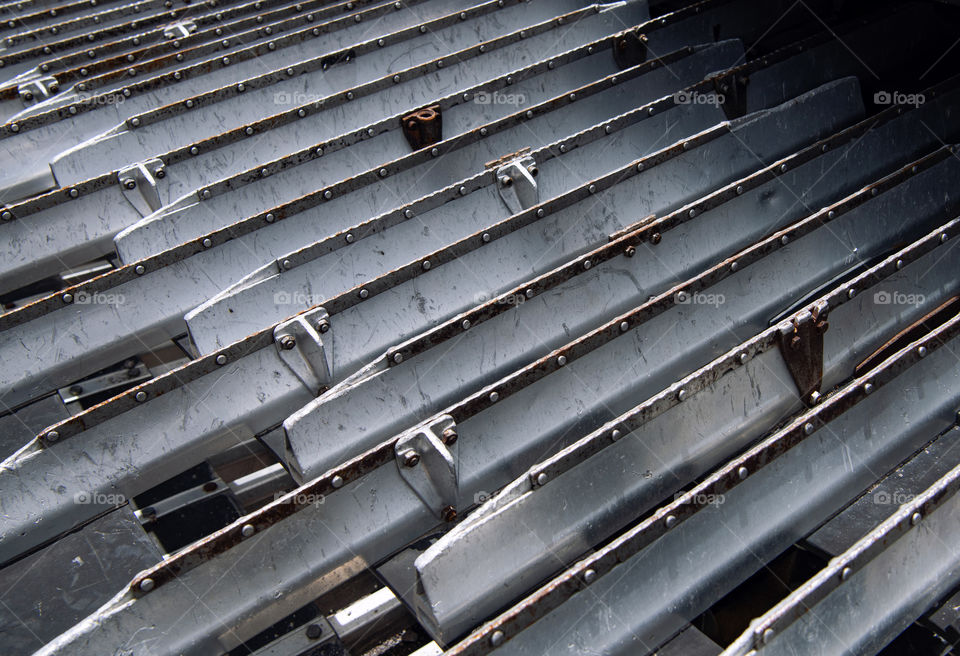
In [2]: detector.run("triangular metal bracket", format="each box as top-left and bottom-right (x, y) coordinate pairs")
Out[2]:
(274, 307), (332, 396)
(778, 309), (828, 406)
(395, 415), (459, 521)
(118, 159), (166, 217)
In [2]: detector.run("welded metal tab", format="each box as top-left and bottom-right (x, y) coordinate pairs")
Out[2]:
(273, 306), (330, 394)
(17, 73), (57, 104)
(117, 157), (163, 215)
(495, 154), (538, 214)
(162, 18), (195, 39)
(778, 309), (828, 405)
(401, 104), (442, 150)
(612, 26), (647, 68)
(395, 415), (459, 520)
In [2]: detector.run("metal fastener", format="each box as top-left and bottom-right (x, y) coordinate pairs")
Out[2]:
(403, 450), (420, 467)
(489, 391), (499, 403)
(135, 391), (148, 402)
(216, 354), (227, 365)
(331, 475), (344, 488)
(241, 524), (255, 537)
(279, 335), (296, 350)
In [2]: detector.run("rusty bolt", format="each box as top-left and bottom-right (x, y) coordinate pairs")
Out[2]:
(790, 335), (802, 350)
(279, 335), (296, 350)
(442, 428), (458, 445)
(317, 320), (330, 333)
(402, 450), (420, 467)
(305, 623), (323, 640)
(625, 245), (636, 257)
(442, 505), (457, 522)
(650, 232), (662, 244)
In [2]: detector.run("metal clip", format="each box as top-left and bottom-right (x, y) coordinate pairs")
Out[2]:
(495, 155), (539, 214)
(401, 105), (442, 150)
(274, 307), (332, 395)
(117, 159), (165, 217)
(395, 415), (459, 520)
(163, 20), (197, 39)
(712, 73), (750, 120)
(18, 76), (60, 105)
(613, 28), (648, 69)
(778, 310), (828, 406)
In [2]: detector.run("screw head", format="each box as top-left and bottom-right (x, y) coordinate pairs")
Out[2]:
(442, 428), (458, 445)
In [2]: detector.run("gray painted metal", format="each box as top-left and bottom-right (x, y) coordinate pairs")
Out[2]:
(722, 433), (960, 656)
(447, 234), (960, 656)
(409, 153), (960, 643)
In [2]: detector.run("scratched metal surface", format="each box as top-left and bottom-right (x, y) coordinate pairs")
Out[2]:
(3, 1), (960, 655)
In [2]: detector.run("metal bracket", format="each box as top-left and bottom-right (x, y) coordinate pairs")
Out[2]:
(274, 307), (332, 395)
(778, 310), (828, 406)
(401, 104), (442, 150)
(613, 28), (648, 69)
(495, 155), (539, 214)
(395, 415), (459, 520)
(163, 20), (197, 39)
(18, 76), (60, 105)
(118, 159), (166, 217)
(712, 73), (750, 120)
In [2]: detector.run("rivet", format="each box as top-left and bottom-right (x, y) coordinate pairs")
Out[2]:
(871, 187), (879, 196)
(359, 288), (369, 299)
(736, 185), (743, 195)
(677, 389), (687, 401)
(331, 475), (344, 488)
(135, 391), (148, 402)
(864, 382), (874, 394)
(536, 472), (548, 485)
(583, 569), (597, 584)
(265, 213), (275, 223)
(459, 186), (467, 195)
(780, 235), (790, 245)
(895, 259), (904, 270)
(315, 148), (324, 157)
(911, 511), (922, 525)
(324, 190), (333, 199)
(803, 422), (814, 435)
(419, 25), (427, 33)
(62, 293), (74, 303)
(568, 92), (576, 101)
(378, 38), (386, 46)
(588, 184), (597, 194)
(847, 288), (856, 299)
(68, 188), (79, 198)
(650, 232), (662, 244)
(779, 163), (788, 173)
(131, 117), (141, 127)
(918, 345), (928, 357)
(941, 233), (950, 243)
(665, 514), (677, 528)
(648, 107), (655, 115)
(605, 125), (613, 134)
(730, 261), (739, 272)
(45, 431), (59, 443)
(135, 264), (145, 275)
(557, 355), (567, 366)
(241, 524), (255, 537)
(245, 126), (254, 135)
(840, 566), (852, 581)
(737, 466), (748, 480)
(431, 147), (439, 156)
(611, 429), (622, 441)
(422, 260), (431, 271)
(489, 391), (499, 403)
(222, 57), (230, 65)
(216, 354), (228, 365)
(536, 209), (545, 218)
(481, 232), (491, 243)
(688, 208), (697, 218)
(763, 628), (775, 644)
(809, 391), (822, 405)
(379, 168), (388, 177)
(190, 146), (199, 155)
(738, 352), (748, 364)
(619, 321), (629, 332)
(237, 83), (245, 92)
(139, 578), (155, 593)
(202, 238), (213, 248)
(461, 319), (471, 330)
(583, 260), (592, 270)
(393, 74), (400, 83)
(490, 630), (504, 647)
(345, 233), (355, 243)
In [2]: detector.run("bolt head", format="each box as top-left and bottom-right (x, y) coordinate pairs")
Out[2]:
(279, 335), (296, 350)
(403, 450), (420, 467)
(305, 623), (323, 640)
(318, 321), (330, 334)
(442, 505), (457, 522)
(442, 428), (458, 445)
